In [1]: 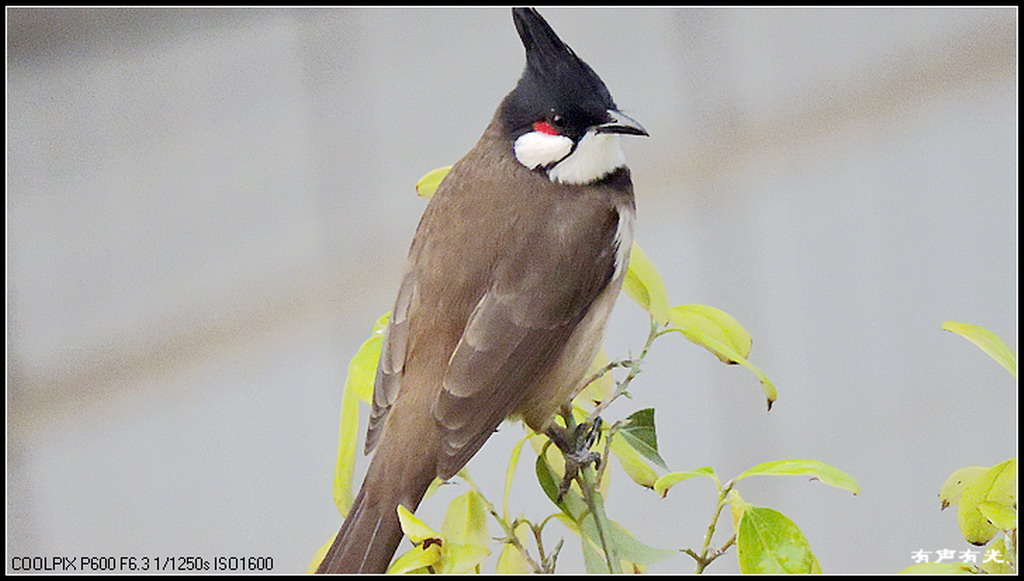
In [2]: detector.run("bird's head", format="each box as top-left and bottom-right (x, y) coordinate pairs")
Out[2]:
(501, 8), (647, 185)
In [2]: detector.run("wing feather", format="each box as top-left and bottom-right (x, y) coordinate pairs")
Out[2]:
(432, 204), (623, 477)
(365, 268), (417, 454)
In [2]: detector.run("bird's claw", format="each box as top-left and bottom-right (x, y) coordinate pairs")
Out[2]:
(546, 418), (603, 502)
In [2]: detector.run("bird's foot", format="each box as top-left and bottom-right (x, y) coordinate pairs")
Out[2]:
(545, 417), (603, 502)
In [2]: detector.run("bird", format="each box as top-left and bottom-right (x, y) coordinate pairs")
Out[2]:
(316, 7), (647, 574)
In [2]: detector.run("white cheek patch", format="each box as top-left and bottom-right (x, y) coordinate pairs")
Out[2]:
(548, 131), (626, 185)
(513, 131), (574, 170)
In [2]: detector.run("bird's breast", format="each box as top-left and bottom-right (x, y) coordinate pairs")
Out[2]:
(513, 199), (634, 432)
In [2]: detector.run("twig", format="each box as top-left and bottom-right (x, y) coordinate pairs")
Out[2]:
(683, 480), (737, 573)
(586, 316), (668, 423)
(576, 462), (620, 573)
(460, 471), (547, 574)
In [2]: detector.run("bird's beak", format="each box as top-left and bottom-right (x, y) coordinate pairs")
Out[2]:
(595, 109), (648, 137)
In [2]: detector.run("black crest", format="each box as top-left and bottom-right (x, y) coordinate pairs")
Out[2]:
(503, 8), (618, 135)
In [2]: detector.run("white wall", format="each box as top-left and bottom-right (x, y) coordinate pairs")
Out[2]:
(7, 7), (1017, 573)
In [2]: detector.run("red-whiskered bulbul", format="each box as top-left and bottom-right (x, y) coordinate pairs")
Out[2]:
(317, 8), (647, 573)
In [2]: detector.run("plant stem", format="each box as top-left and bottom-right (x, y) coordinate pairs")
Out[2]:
(538, 316), (669, 574)
(586, 316), (666, 423)
(461, 471), (546, 574)
(684, 481), (736, 573)
(577, 461), (621, 573)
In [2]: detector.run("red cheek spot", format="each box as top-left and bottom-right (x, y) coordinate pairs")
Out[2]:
(532, 120), (559, 135)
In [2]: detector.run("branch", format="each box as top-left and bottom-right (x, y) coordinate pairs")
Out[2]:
(684, 480), (737, 573)
(586, 316), (668, 423)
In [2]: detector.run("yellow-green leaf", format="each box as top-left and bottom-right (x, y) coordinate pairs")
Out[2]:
(603, 520), (676, 568)
(609, 432), (659, 489)
(957, 458), (1018, 545)
(900, 561), (977, 574)
(551, 514), (671, 573)
(726, 489), (753, 532)
(939, 466), (988, 510)
(332, 312), (389, 516)
(332, 385), (361, 516)
(576, 348), (614, 408)
(977, 501), (1017, 530)
(348, 312), (389, 403)
(942, 321), (1017, 377)
(622, 242), (671, 326)
(436, 489), (491, 573)
(397, 504), (440, 544)
(308, 532), (336, 573)
(669, 305), (777, 410)
(980, 537), (1013, 574)
(673, 304), (753, 360)
(653, 467), (717, 498)
(422, 476), (447, 502)
(531, 436), (568, 494)
(388, 542), (442, 574)
(415, 165), (452, 199)
(617, 408), (668, 470)
(496, 521), (535, 574)
(736, 459), (860, 495)
(442, 491), (490, 549)
(440, 543), (491, 574)
(736, 506), (821, 574)
(503, 434), (531, 522)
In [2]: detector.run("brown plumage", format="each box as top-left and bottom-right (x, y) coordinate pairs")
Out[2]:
(316, 8), (643, 573)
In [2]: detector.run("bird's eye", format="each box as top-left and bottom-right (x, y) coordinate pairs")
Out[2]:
(550, 114), (566, 128)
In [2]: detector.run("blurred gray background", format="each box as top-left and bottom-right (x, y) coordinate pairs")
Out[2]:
(6, 7), (1017, 574)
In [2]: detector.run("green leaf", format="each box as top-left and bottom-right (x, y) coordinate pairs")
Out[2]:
(957, 459), (1018, 545)
(496, 521), (534, 574)
(942, 321), (1017, 377)
(548, 491), (675, 573)
(899, 561), (977, 574)
(617, 408), (668, 470)
(979, 537), (1013, 574)
(503, 434), (531, 522)
(736, 506), (821, 574)
(397, 504), (439, 544)
(440, 543), (490, 574)
(939, 466), (988, 510)
(672, 304), (753, 360)
(736, 459), (860, 495)
(579, 527), (610, 574)
(653, 467), (718, 498)
(603, 520), (677, 568)
(332, 385), (361, 516)
(726, 489), (753, 532)
(308, 533), (336, 573)
(622, 242), (672, 326)
(535, 451), (585, 519)
(669, 305), (777, 410)
(442, 491), (490, 548)
(332, 312), (389, 516)
(347, 312), (389, 403)
(576, 348), (614, 408)
(415, 165), (452, 199)
(387, 542), (442, 574)
(609, 433), (659, 489)
(535, 453), (623, 573)
(977, 501), (1017, 530)
(530, 462), (687, 568)
(422, 476), (446, 502)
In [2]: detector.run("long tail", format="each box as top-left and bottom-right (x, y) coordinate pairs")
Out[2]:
(316, 487), (403, 573)
(316, 443), (437, 573)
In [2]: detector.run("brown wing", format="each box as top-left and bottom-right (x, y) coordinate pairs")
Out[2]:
(431, 203), (622, 478)
(365, 268), (417, 454)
